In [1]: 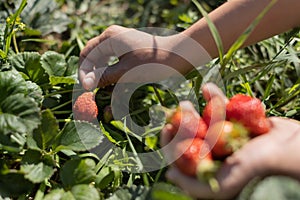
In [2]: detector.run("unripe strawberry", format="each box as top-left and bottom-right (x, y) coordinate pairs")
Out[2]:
(226, 94), (270, 136)
(103, 105), (113, 123)
(73, 92), (98, 122)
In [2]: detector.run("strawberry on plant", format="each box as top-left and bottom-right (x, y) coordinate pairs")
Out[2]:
(73, 92), (98, 122)
(203, 96), (226, 127)
(206, 121), (249, 159)
(226, 94), (270, 136)
(167, 101), (207, 140)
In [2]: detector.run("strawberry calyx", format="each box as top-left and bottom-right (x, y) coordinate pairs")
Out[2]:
(196, 159), (220, 192)
(225, 121), (250, 152)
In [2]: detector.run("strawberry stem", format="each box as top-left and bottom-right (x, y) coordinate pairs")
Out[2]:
(208, 177), (220, 193)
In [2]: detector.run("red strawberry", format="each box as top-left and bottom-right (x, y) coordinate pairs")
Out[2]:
(206, 121), (249, 159)
(174, 138), (220, 192)
(203, 96), (226, 127)
(73, 92), (98, 122)
(174, 138), (212, 176)
(226, 94), (270, 136)
(167, 101), (207, 140)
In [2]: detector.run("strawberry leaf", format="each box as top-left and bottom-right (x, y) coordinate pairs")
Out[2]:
(43, 189), (75, 200)
(32, 109), (59, 150)
(9, 52), (49, 85)
(0, 172), (34, 198)
(53, 121), (103, 152)
(40, 51), (66, 77)
(65, 56), (79, 76)
(60, 158), (96, 188)
(21, 162), (54, 183)
(0, 70), (28, 103)
(71, 184), (100, 200)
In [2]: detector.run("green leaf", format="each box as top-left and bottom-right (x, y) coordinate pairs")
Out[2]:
(8, 52), (49, 85)
(33, 109), (59, 150)
(238, 176), (300, 200)
(0, 93), (40, 135)
(49, 75), (77, 86)
(222, 0), (277, 67)
(40, 51), (66, 77)
(20, 149), (55, 183)
(21, 162), (54, 183)
(0, 172), (34, 198)
(43, 189), (75, 200)
(26, 80), (43, 105)
(111, 120), (142, 142)
(191, 0), (224, 63)
(106, 185), (150, 200)
(151, 182), (193, 200)
(0, 70), (28, 103)
(54, 121), (103, 152)
(95, 166), (115, 190)
(60, 158), (96, 188)
(71, 184), (100, 200)
(21, 149), (43, 164)
(65, 56), (79, 76)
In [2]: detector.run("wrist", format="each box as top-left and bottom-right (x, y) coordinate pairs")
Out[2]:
(155, 33), (212, 75)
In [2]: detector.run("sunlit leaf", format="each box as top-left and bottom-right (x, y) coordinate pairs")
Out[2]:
(54, 121), (103, 152)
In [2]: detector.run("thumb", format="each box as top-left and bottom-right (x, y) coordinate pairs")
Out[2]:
(82, 64), (121, 89)
(201, 82), (228, 103)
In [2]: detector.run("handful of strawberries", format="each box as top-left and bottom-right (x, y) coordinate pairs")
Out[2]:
(165, 93), (271, 191)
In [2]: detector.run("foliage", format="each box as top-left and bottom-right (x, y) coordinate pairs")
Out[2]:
(0, 0), (299, 199)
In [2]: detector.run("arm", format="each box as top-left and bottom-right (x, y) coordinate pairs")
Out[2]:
(183, 0), (300, 58)
(79, 0), (300, 89)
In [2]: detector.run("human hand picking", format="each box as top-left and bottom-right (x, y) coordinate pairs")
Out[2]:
(161, 83), (300, 199)
(79, 25), (211, 90)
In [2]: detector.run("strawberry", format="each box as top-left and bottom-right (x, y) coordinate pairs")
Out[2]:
(73, 92), (98, 122)
(167, 101), (207, 140)
(206, 121), (249, 159)
(202, 96), (226, 127)
(174, 138), (220, 192)
(226, 94), (270, 136)
(174, 138), (212, 177)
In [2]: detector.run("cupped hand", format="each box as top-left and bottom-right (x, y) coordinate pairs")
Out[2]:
(161, 83), (300, 199)
(79, 25), (211, 90)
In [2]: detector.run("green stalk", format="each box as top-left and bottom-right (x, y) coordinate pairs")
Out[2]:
(50, 100), (72, 111)
(192, 0), (224, 64)
(222, 0), (278, 69)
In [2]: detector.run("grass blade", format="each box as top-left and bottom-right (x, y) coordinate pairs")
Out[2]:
(222, 0), (278, 67)
(192, 0), (224, 64)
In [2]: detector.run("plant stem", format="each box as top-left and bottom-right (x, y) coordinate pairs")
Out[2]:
(13, 34), (19, 53)
(50, 100), (72, 111)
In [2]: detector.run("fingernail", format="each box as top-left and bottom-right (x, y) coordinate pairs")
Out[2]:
(83, 78), (94, 90)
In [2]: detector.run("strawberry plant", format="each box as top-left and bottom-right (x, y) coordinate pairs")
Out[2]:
(0, 0), (299, 199)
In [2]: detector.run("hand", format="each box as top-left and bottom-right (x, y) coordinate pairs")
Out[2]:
(79, 25), (211, 90)
(161, 83), (300, 199)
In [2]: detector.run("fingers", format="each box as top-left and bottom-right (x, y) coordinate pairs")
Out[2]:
(160, 124), (175, 147)
(79, 25), (129, 90)
(201, 83), (229, 103)
(166, 167), (215, 199)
